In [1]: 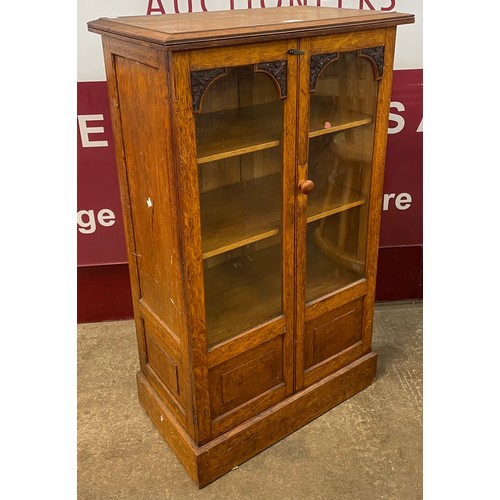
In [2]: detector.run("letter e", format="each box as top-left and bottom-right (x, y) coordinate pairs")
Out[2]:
(395, 193), (412, 210)
(77, 115), (108, 148)
(98, 209), (116, 227)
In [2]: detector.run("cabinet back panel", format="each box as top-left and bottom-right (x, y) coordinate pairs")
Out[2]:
(115, 56), (184, 336)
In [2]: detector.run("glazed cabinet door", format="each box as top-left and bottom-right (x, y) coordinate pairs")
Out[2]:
(171, 41), (297, 441)
(295, 29), (396, 390)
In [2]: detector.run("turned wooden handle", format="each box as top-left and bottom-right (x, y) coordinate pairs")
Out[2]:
(298, 179), (315, 195)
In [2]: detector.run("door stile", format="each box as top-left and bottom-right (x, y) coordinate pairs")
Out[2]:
(282, 40), (300, 398)
(361, 27), (397, 353)
(294, 37), (312, 392)
(170, 50), (212, 445)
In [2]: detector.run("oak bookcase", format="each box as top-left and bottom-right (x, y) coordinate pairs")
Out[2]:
(88, 6), (414, 487)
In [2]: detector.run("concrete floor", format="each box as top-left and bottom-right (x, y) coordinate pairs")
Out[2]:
(78, 300), (422, 500)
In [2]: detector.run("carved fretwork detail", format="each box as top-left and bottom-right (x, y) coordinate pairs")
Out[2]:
(255, 60), (287, 99)
(309, 52), (339, 92)
(357, 46), (385, 80)
(190, 67), (227, 113)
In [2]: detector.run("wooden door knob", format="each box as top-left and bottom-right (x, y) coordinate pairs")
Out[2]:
(298, 179), (315, 195)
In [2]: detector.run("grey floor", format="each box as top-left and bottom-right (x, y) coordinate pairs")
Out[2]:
(78, 300), (422, 500)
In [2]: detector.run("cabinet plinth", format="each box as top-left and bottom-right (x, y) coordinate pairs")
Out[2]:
(88, 5), (414, 488)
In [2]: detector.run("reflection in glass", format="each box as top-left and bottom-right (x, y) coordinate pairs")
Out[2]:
(306, 51), (378, 303)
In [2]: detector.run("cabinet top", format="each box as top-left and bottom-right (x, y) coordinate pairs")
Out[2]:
(88, 6), (414, 49)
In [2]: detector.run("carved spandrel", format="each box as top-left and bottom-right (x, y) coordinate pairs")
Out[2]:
(357, 46), (385, 80)
(309, 52), (339, 92)
(255, 60), (287, 99)
(191, 67), (227, 113)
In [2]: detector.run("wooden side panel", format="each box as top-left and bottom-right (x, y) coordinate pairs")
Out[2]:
(101, 38), (149, 374)
(114, 56), (183, 333)
(105, 44), (193, 432)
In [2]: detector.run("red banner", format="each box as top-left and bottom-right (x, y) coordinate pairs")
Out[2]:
(381, 68), (423, 247)
(77, 70), (422, 266)
(77, 82), (127, 266)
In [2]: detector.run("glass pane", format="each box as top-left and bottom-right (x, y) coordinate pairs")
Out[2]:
(306, 51), (378, 304)
(194, 65), (284, 348)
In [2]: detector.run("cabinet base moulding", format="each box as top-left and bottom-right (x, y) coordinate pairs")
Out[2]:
(137, 351), (377, 488)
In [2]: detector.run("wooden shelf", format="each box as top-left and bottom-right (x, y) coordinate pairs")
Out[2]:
(204, 245), (282, 347)
(306, 183), (366, 224)
(195, 97), (372, 165)
(309, 96), (372, 138)
(196, 103), (282, 165)
(200, 173), (364, 259)
(200, 174), (281, 259)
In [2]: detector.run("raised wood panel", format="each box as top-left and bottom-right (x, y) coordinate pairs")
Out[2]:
(222, 350), (277, 405)
(305, 297), (364, 370)
(144, 362), (187, 427)
(208, 336), (284, 422)
(145, 331), (180, 399)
